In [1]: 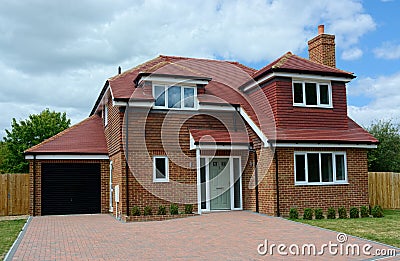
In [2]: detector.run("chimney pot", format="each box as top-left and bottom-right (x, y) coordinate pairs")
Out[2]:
(118, 66), (121, 74)
(318, 24), (324, 35)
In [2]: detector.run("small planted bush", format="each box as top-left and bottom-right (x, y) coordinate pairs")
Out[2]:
(143, 206), (153, 216)
(315, 208), (324, 220)
(170, 204), (179, 215)
(303, 208), (313, 220)
(360, 206), (369, 218)
(157, 205), (166, 215)
(371, 205), (384, 218)
(184, 204), (193, 214)
(327, 207), (336, 219)
(131, 206), (141, 216)
(350, 207), (359, 218)
(338, 207), (347, 219)
(289, 208), (299, 219)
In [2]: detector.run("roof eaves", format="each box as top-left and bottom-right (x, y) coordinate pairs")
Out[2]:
(271, 67), (356, 79)
(90, 80), (110, 116)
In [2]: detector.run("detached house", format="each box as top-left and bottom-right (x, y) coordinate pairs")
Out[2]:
(25, 25), (378, 218)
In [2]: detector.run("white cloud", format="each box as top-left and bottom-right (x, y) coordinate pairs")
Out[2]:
(341, 47), (363, 60)
(348, 72), (400, 127)
(0, 0), (377, 138)
(0, 0), (376, 72)
(373, 42), (400, 60)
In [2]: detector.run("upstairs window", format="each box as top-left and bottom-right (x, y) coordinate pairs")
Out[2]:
(153, 85), (197, 109)
(293, 81), (332, 108)
(294, 152), (347, 185)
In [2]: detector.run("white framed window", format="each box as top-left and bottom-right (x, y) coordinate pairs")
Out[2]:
(292, 81), (332, 108)
(153, 156), (169, 182)
(294, 152), (347, 185)
(153, 85), (197, 110)
(103, 104), (108, 126)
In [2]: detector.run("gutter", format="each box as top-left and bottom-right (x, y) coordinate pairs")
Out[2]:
(250, 148), (259, 213)
(275, 150), (280, 217)
(33, 154), (36, 216)
(125, 103), (130, 216)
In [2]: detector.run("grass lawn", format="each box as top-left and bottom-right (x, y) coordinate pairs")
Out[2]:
(295, 209), (400, 248)
(0, 219), (27, 260)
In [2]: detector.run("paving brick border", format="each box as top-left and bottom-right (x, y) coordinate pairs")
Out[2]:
(122, 213), (197, 222)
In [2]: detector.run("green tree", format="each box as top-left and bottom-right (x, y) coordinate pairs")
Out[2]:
(0, 141), (7, 173)
(367, 120), (400, 172)
(1, 109), (70, 173)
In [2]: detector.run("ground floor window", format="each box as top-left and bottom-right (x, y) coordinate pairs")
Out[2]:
(153, 156), (169, 182)
(294, 152), (347, 185)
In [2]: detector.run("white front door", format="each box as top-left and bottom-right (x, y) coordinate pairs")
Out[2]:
(210, 158), (231, 210)
(198, 156), (242, 213)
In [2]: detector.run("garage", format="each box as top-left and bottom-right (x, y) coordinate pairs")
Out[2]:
(41, 163), (101, 215)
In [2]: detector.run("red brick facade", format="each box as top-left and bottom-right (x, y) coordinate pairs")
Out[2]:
(254, 147), (369, 217)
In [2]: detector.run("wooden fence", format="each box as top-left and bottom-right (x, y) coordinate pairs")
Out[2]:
(0, 173), (29, 216)
(369, 172), (400, 209)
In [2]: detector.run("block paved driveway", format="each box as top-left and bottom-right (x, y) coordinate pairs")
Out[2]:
(11, 211), (399, 260)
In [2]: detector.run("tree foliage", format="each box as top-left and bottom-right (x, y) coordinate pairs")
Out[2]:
(0, 141), (7, 173)
(367, 120), (400, 172)
(1, 109), (70, 173)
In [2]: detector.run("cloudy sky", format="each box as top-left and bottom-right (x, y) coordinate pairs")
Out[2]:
(0, 0), (399, 138)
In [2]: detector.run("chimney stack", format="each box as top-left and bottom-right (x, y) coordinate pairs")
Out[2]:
(308, 24), (336, 68)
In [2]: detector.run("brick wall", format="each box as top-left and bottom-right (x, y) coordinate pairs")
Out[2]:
(104, 93), (124, 157)
(29, 159), (110, 216)
(114, 109), (260, 216)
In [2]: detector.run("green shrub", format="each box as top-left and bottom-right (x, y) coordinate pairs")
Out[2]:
(315, 208), (324, 220)
(289, 208), (299, 219)
(131, 206), (141, 216)
(360, 206), (369, 218)
(338, 207), (347, 219)
(170, 204), (179, 215)
(184, 204), (193, 214)
(303, 208), (313, 220)
(371, 205), (384, 218)
(350, 207), (359, 218)
(143, 206), (153, 216)
(157, 205), (166, 215)
(327, 207), (336, 219)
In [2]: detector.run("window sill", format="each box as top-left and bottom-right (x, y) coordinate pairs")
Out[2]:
(294, 182), (349, 186)
(293, 104), (333, 109)
(153, 179), (169, 183)
(153, 106), (197, 111)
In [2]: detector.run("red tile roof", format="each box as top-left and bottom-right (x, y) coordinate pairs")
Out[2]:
(252, 52), (355, 80)
(108, 55), (256, 100)
(190, 129), (251, 144)
(275, 118), (378, 144)
(25, 115), (108, 154)
(102, 54), (375, 145)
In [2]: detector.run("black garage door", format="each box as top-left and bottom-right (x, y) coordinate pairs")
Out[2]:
(41, 163), (101, 215)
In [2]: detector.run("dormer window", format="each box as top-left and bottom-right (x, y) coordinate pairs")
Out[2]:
(153, 85), (197, 109)
(293, 81), (332, 108)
